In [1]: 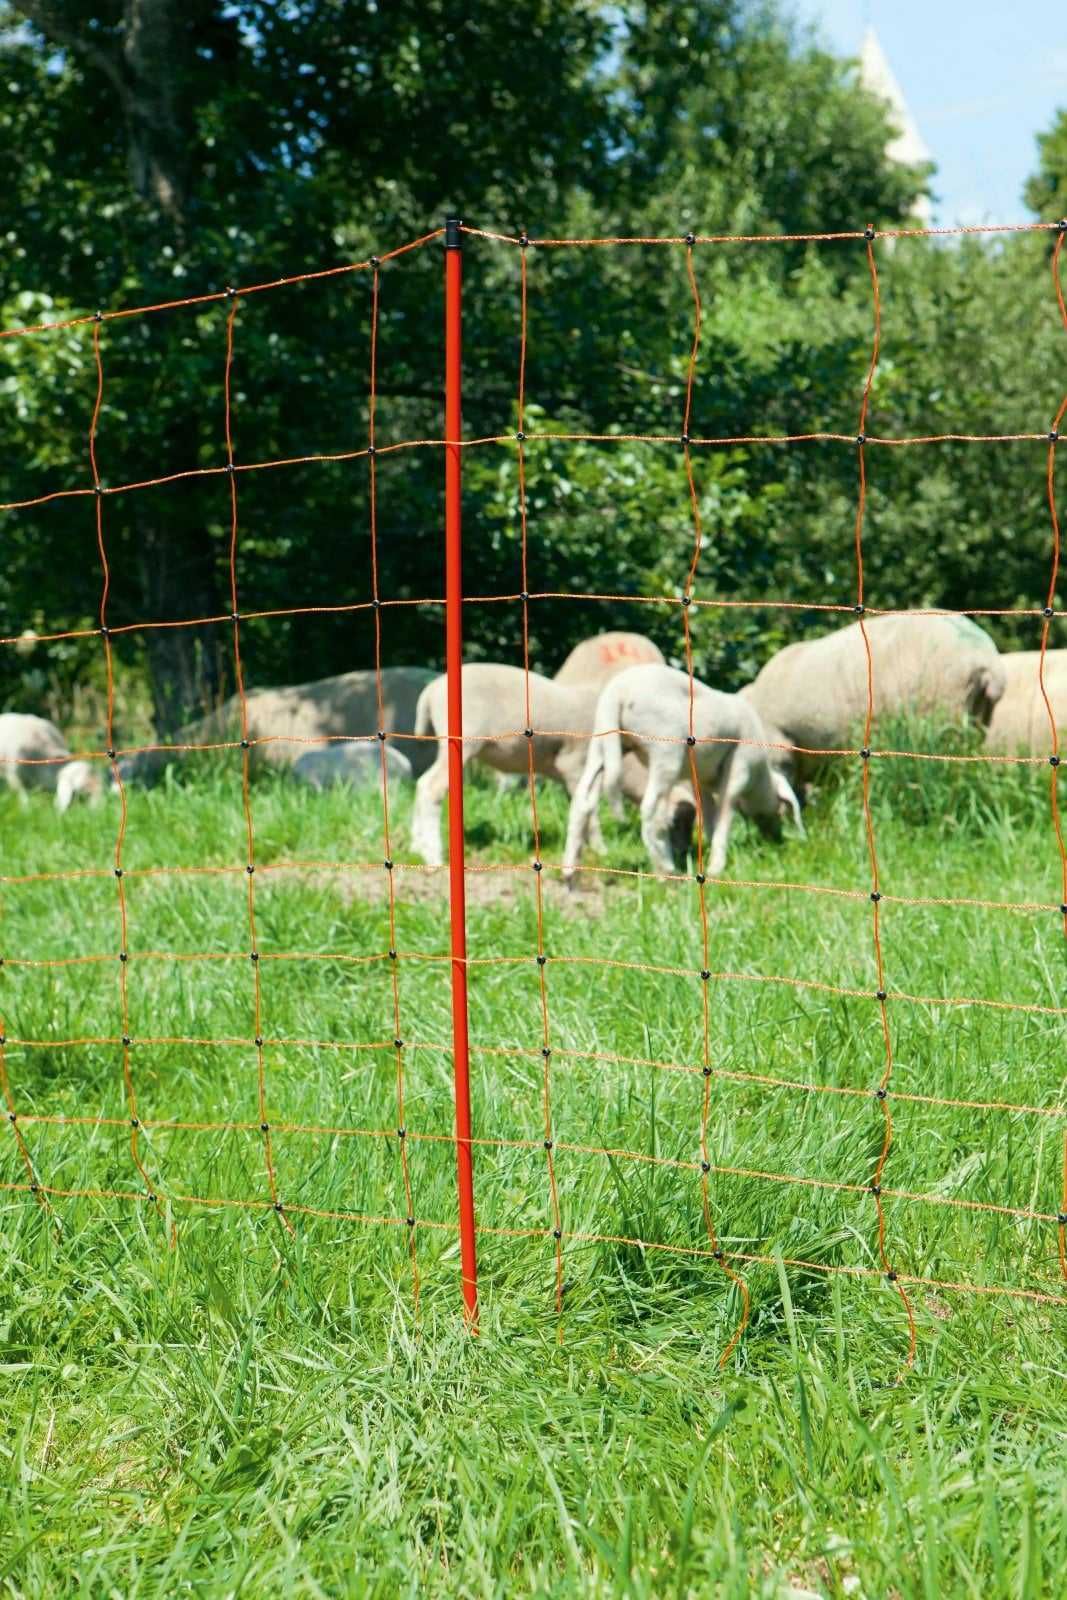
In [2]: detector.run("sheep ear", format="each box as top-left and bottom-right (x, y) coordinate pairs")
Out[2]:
(774, 771), (804, 837)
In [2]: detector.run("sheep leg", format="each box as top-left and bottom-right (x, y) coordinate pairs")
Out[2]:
(410, 747), (453, 866)
(2, 763), (28, 806)
(638, 751), (680, 874)
(704, 754), (748, 876)
(562, 756), (604, 877)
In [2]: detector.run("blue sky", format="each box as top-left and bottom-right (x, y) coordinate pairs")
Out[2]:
(792, 0), (1066, 225)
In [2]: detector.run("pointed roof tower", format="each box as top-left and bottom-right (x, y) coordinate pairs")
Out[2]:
(859, 26), (932, 221)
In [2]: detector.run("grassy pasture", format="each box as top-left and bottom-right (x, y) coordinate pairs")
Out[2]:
(0, 741), (1065, 1597)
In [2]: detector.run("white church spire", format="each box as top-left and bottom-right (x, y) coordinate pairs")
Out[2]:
(859, 26), (932, 221)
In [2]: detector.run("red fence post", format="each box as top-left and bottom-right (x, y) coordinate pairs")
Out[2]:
(444, 215), (479, 1326)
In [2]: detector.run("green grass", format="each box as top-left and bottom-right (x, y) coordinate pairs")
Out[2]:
(1, 750), (1065, 1596)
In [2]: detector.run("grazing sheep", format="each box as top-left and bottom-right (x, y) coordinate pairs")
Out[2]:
(291, 742), (413, 790)
(0, 713), (102, 812)
(562, 664), (803, 878)
(743, 612), (1006, 782)
(411, 664), (607, 865)
(984, 650), (1067, 754)
(117, 666), (437, 785)
(555, 631), (666, 690)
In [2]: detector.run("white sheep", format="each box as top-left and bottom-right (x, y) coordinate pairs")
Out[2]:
(118, 666), (437, 785)
(0, 713), (102, 812)
(984, 650), (1067, 754)
(743, 612), (1006, 783)
(562, 664), (803, 878)
(411, 664), (608, 865)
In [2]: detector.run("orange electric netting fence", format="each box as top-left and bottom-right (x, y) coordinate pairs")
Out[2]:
(1, 215), (1066, 1374)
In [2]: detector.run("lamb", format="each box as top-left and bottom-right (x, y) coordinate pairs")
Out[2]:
(743, 612), (1006, 782)
(411, 664), (608, 865)
(0, 713), (102, 812)
(984, 650), (1067, 754)
(562, 664), (804, 878)
(117, 666), (437, 785)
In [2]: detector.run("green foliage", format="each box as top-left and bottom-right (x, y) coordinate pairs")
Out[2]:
(1024, 108), (1067, 221)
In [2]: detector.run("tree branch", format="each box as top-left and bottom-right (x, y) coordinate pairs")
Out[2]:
(8, 1), (127, 100)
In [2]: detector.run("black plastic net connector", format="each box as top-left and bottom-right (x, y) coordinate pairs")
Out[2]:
(515, 430), (526, 443)
(394, 1037), (404, 1050)
(875, 988), (887, 1001)
(371, 597), (381, 610)
(377, 728), (387, 741)
(695, 872), (706, 885)
(94, 483), (105, 497)
(869, 1182), (881, 1196)
(261, 1121), (270, 1132)
(397, 1127), (406, 1139)
(536, 953), (547, 967)
(121, 1034), (131, 1047)
(681, 592), (692, 607)
(875, 1086), (888, 1100)
(685, 231), (696, 247)
(1060, 904), (1067, 917)
(366, 444), (377, 459)
(520, 590), (530, 603)
(240, 738), (250, 750)
(369, 255), (380, 270)
(1049, 753), (1061, 767)
(114, 866), (123, 878)
(870, 890), (882, 903)
(0, 1035), (5, 1047)
(712, 1248), (724, 1261)
(249, 950), (259, 962)
(680, 432), (690, 448)
(863, 224), (876, 241)
(1057, 1212), (1067, 1225)
(388, 948), (398, 961)
(1050, 431), (1060, 444)
(542, 1046), (552, 1059)
(229, 609), (239, 622)
(700, 1160), (711, 1174)
(246, 863), (255, 875)
(254, 1035), (263, 1048)
(544, 1139), (553, 1151)
(1058, 218), (1067, 232)
(860, 747), (871, 761)
(225, 464), (235, 477)
(274, 1200), (285, 1213)
(106, 747), (117, 760)
(518, 231), (530, 249)
(524, 727), (534, 739)
(119, 951), (128, 963)
(130, 1116), (139, 1128)
(383, 858), (393, 871)
(853, 602), (865, 615)
(552, 1228), (562, 1240)
(93, 309), (103, 322)
(702, 1065), (712, 1077)
(406, 1215), (416, 1228)
(8, 1111), (16, 1123)
(1044, 606), (1056, 618)
(686, 734), (696, 747)
(532, 859), (543, 872)
(225, 285), (237, 298)
(886, 1269), (899, 1282)
(145, 1192), (156, 1204)
(700, 969), (711, 982)
(29, 1182), (39, 1193)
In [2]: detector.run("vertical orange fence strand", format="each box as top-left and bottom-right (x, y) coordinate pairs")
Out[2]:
(515, 233), (565, 1321)
(223, 294), (292, 1237)
(91, 316), (169, 1236)
(445, 217), (479, 1326)
(679, 236), (751, 1365)
(853, 229), (917, 1371)
(369, 257), (420, 1309)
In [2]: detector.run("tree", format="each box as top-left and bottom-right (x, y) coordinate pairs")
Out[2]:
(1024, 108), (1067, 221)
